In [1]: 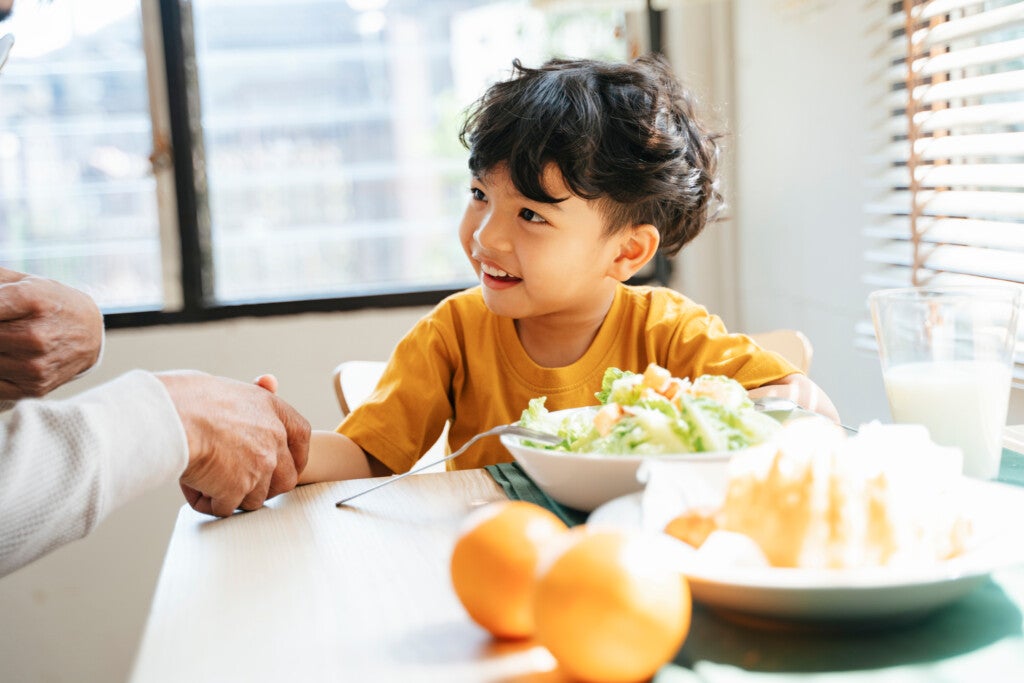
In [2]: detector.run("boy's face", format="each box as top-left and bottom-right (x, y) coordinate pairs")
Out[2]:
(459, 163), (633, 322)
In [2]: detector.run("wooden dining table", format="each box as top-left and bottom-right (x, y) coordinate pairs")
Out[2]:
(130, 441), (1024, 683)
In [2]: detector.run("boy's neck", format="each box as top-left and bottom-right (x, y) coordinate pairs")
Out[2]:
(513, 289), (617, 368)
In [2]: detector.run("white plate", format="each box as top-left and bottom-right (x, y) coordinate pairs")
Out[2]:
(589, 478), (1024, 624)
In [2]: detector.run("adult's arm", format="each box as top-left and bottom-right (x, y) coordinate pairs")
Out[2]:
(0, 369), (311, 577)
(0, 370), (187, 577)
(0, 267), (105, 399)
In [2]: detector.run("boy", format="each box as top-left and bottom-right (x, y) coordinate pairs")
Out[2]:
(298, 55), (838, 483)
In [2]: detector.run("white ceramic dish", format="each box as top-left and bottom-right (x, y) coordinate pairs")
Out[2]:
(589, 478), (1024, 623)
(499, 407), (770, 512)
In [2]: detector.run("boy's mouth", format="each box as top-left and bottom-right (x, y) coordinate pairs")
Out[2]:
(480, 261), (522, 285)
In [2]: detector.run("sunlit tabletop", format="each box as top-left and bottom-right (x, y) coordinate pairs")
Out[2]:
(131, 442), (1024, 683)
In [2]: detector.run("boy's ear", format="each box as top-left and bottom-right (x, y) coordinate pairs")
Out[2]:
(607, 224), (660, 282)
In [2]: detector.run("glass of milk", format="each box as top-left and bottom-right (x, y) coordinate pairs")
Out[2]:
(870, 286), (1021, 479)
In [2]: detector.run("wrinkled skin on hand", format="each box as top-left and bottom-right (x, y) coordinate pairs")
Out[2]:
(0, 267), (104, 399)
(158, 371), (311, 517)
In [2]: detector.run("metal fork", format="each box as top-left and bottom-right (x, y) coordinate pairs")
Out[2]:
(753, 397), (858, 434)
(335, 424), (561, 507)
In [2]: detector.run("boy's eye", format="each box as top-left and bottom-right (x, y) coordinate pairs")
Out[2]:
(520, 208), (546, 224)
(470, 187), (486, 202)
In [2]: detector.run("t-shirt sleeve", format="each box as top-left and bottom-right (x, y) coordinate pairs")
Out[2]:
(664, 305), (799, 388)
(337, 316), (456, 474)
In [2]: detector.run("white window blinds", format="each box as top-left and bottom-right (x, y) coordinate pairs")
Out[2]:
(861, 0), (1024, 381)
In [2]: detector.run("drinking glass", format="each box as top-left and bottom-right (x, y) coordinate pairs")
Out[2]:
(869, 286), (1021, 479)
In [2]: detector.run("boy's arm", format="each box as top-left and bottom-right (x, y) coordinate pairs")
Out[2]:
(747, 373), (841, 424)
(299, 430), (393, 484)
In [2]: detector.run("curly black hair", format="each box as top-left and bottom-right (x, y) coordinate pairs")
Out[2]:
(459, 54), (721, 256)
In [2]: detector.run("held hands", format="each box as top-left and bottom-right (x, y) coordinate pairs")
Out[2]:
(254, 373), (388, 483)
(157, 371), (311, 517)
(0, 267), (104, 399)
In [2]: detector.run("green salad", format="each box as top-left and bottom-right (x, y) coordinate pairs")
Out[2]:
(517, 364), (780, 455)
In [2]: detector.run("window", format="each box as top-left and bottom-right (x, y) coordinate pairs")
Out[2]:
(0, 1), (165, 310)
(862, 0), (1024, 378)
(0, 0), (646, 324)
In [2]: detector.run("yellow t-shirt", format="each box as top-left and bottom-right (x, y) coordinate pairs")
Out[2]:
(338, 284), (798, 473)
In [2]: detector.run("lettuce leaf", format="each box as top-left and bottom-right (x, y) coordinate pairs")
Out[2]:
(517, 366), (781, 456)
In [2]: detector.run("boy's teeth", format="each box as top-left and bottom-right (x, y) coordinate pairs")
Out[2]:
(482, 263), (513, 278)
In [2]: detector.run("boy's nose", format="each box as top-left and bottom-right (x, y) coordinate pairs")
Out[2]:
(473, 210), (513, 251)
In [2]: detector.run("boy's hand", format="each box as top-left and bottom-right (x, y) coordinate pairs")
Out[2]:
(253, 373), (278, 393)
(748, 373), (841, 424)
(158, 371), (311, 517)
(0, 267), (103, 399)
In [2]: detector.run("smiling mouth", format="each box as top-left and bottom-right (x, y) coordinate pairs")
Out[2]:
(480, 262), (522, 282)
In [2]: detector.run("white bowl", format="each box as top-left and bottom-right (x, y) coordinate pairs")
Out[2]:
(499, 408), (750, 512)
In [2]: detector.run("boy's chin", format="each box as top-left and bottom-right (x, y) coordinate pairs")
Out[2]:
(479, 289), (526, 319)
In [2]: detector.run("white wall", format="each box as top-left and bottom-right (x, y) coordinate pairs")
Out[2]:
(0, 308), (427, 683)
(729, 0), (888, 425)
(662, 0), (893, 425)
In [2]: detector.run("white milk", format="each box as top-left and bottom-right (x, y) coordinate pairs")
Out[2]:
(884, 360), (1012, 479)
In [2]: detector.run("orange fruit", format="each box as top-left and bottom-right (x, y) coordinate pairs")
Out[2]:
(450, 501), (569, 639)
(533, 528), (692, 683)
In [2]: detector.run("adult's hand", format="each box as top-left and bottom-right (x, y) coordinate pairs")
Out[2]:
(157, 371), (311, 517)
(0, 267), (104, 399)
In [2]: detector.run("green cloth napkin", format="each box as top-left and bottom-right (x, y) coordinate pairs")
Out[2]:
(484, 462), (589, 527)
(487, 448), (1024, 527)
(999, 447), (1024, 486)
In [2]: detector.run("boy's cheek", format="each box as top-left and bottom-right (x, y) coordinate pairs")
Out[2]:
(458, 225), (479, 262)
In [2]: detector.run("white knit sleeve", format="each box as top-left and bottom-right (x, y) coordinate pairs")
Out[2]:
(0, 370), (188, 577)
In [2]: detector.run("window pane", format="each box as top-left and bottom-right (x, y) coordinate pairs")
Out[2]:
(191, 0), (628, 303)
(0, 1), (162, 310)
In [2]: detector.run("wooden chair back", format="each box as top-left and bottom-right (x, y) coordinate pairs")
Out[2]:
(749, 329), (813, 374)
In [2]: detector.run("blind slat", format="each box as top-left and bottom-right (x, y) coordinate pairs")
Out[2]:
(885, 69), (1024, 108)
(868, 164), (1024, 190)
(884, 0), (990, 31)
(880, 3), (1024, 59)
(885, 102), (1024, 135)
(865, 216), (1024, 250)
(866, 189), (1024, 220)
(912, 4), (1024, 50)
(882, 131), (1024, 161)
(886, 37), (1024, 81)
(862, 264), (1016, 289)
(864, 241), (1024, 283)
